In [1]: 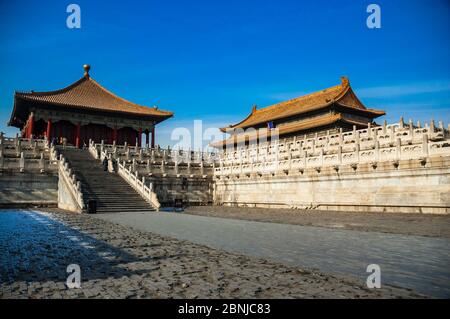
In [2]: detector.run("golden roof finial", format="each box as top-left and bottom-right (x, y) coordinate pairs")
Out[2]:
(340, 76), (349, 87)
(252, 104), (257, 114)
(83, 64), (91, 78)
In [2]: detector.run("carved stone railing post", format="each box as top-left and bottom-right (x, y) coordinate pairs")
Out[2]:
(390, 126), (395, 144)
(430, 119), (435, 133)
(320, 148), (324, 167)
(186, 148), (191, 163)
(372, 128), (378, 149)
(409, 119), (414, 138)
(39, 153), (45, 172)
(19, 152), (25, 172)
(161, 160), (166, 175)
(174, 160), (179, 175)
(422, 134), (429, 157)
(33, 141), (38, 158)
(147, 159), (151, 174)
(399, 116), (404, 129)
(375, 140), (380, 161)
(288, 151), (292, 170)
(396, 138), (402, 159)
(338, 146), (342, 164)
(16, 139), (21, 157)
(303, 150), (307, 168)
(108, 155), (115, 172)
(355, 131), (360, 146)
(355, 143), (360, 162)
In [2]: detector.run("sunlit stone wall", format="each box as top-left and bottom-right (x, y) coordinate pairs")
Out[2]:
(214, 120), (450, 214)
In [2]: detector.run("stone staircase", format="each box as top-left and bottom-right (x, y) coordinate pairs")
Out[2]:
(59, 148), (155, 213)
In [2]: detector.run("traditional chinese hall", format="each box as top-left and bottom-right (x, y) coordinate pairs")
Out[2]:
(212, 77), (385, 148)
(8, 65), (173, 147)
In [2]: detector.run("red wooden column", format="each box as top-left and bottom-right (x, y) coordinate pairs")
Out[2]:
(24, 117), (29, 137)
(28, 113), (34, 138)
(46, 119), (52, 141)
(151, 127), (155, 148)
(138, 128), (142, 147)
(23, 120), (28, 138)
(75, 123), (81, 148)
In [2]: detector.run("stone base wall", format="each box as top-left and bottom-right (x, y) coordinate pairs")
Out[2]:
(150, 176), (213, 206)
(214, 157), (450, 214)
(0, 171), (58, 207)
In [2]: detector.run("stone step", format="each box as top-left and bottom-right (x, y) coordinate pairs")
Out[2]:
(95, 210), (155, 213)
(94, 200), (150, 204)
(95, 207), (155, 211)
(60, 148), (155, 213)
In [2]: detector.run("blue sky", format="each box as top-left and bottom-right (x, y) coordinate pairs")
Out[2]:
(1, 0), (449, 148)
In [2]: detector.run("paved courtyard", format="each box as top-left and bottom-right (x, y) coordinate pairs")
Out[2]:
(185, 206), (450, 238)
(0, 210), (420, 299)
(95, 211), (450, 298)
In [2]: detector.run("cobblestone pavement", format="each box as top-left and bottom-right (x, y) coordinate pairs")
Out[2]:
(185, 206), (450, 238)
(95, 211), (450, 298)
(0, 210), (421, 299)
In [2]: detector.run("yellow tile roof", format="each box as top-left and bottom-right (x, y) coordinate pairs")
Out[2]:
(220, 77), (384, 132)
(15, 74), (173, 118)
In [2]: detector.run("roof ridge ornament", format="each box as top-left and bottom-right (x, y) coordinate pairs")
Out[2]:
(340, 76), (349, 87)
(83, 64), (91, 78)
(252, 104), (257, 114)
